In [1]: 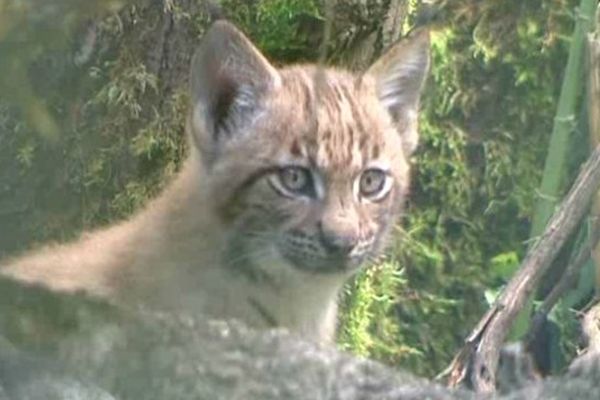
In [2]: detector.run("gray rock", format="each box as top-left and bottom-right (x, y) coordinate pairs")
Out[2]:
(0, 278), (598, 400)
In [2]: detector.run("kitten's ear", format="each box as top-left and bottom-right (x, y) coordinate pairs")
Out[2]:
(366, 29), (430, 155)
(189, 21), (280, 164)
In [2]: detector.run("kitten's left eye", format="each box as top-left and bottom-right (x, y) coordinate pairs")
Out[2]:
(359, 169), (391, 201)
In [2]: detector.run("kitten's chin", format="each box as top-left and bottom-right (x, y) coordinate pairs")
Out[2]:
(249, 244), (367, 278)
(274, 246), (367, 275)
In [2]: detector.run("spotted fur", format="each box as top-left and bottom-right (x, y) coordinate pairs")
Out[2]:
(0, 21), (430, 343)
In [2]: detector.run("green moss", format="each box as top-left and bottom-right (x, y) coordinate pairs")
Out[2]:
(221, 0), (321, 61)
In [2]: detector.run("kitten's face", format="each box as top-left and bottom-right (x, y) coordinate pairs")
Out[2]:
(205, 69), (410, 273)
(190, 22), (429, 275)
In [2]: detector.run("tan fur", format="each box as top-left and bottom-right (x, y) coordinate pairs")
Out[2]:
(0, 22), (429, 343)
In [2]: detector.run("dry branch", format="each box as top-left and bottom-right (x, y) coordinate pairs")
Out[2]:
(525, 217), (600, 361)
(445, 144), (600, 393)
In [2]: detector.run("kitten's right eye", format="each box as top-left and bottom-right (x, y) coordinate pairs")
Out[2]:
(269, 166), (314, 198)
(280, 167), (309, 191)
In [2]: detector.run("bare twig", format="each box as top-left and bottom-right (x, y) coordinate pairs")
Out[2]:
(445, 145), (600, 393)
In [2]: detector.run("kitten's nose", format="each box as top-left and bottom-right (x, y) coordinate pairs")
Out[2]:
(318, 223), (358, 256)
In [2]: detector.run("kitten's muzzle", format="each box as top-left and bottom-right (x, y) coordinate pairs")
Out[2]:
(278, 230), (374, 273)
(317, 222), (364, 259)
(318, 231), (359, 258)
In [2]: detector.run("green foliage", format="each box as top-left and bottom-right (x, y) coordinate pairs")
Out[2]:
(0, 0), (131, 140)
(221, 0), (322, 61)
(339, 261), (414, 359)
(338, 0), (581, 376)
(548, 301), (580, 363)
(0, 2), (190, 251)
(512, 0), (596, 354)
(93, 63), (158, 119)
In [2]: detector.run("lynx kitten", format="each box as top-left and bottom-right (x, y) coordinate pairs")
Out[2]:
(1, 21), (430, 343)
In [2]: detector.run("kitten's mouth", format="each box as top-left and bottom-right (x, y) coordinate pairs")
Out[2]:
(279, 248), (368, 274)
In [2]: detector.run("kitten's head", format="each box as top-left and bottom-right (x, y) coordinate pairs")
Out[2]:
(189, 21), (429, 275)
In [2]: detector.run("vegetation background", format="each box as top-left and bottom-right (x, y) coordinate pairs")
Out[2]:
(0, 0), (593, 377)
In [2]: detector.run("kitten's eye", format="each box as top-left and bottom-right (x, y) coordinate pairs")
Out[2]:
(270, 166), (314, 197)
(359, 169), (390, 200)
(280, 167), (309, 191)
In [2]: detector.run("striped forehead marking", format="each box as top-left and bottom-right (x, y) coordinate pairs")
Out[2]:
(281, 70), (383, 172)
